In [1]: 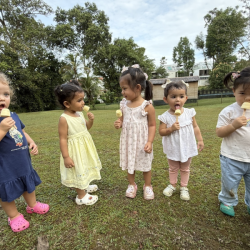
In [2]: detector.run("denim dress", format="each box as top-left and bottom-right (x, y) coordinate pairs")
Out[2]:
(0, 112), (41, 202)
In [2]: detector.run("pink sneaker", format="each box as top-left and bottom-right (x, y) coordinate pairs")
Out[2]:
(8, 213), (29, 232)
(26, 201), (49, 214)
(143, 185), (154, 200)
(126, 183), (137, 198)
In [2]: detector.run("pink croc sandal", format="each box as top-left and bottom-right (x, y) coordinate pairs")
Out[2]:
(26, 201), (49, 214)
(8, 213), (29, 232)
(126, 183), (137, 198)
(143, 184), (154, 200)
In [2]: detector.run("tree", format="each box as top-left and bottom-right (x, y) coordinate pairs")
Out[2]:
(173, 37), (195, 73)
(194, 32), (211, 70)
(234, 59), (250, 71)
(160, 57), (167, 66)
(238, 0), (250, 59)
(59, 53), (102, 107)
(201, 7), (248, 66)
(208, 63), (232, 89)
(79, 67), (102, 107)
(154, 57), (168, 78)
(0, 0), (64, 111)
(100, 90), (115, 104)
(49, 2), (111, 66)
(59, 53), (84, 81)
(93, 37), (155, 94)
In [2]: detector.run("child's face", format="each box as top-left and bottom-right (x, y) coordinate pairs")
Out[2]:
(163, 87), (187, 113)
(65, 91), (85, 112)
(233, 84), (250, 106)
(0, 82), (11, 113)
(120, 77), (140, 101)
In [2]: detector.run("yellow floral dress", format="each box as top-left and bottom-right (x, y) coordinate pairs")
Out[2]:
(60, 112), (102, 189)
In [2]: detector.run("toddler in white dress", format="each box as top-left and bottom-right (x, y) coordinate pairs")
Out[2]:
(158, 80), (204, 200)
(114, 64), (156, 200)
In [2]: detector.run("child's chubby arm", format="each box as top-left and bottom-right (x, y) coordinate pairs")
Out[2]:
(85, 112), (94, 130)
(0, 117), (15, 141)
(216, 115), (247, 138)
(159, 120), (180, 136)
(22, 129), (38, 155)
(114, 116), (123, 129)
(192, 116), (204, 151)
(58, 116), (74, 168)
(144, 104), (156, 153)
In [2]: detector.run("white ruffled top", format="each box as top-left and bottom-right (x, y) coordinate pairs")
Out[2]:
(158, 108), (198, 162)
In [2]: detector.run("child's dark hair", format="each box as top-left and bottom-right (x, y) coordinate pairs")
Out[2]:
(120, 66), (153, 100)
(69, 79), (81, 86)
(163, 80), (188, 98)
(224, 67), (250, 90)
(54, 82), (84, 109)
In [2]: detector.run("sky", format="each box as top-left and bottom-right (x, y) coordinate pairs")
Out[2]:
(38, 0), (245, 66)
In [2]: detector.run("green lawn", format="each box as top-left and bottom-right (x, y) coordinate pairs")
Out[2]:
(1, 97), (250, 249)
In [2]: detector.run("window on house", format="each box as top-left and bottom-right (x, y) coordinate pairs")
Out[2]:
(199, 69), (211, 76)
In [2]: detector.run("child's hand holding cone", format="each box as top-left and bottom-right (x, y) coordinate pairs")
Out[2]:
(114, 110), (122, 129)
(241, 97), (250, 116)
(0, 108), (15, 132)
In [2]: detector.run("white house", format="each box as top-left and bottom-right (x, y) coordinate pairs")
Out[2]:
(192, 62), (213, 87)
(164, 64), (180, 78)
(164, 62), (213, 87)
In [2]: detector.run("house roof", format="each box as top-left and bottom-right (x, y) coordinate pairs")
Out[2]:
(150, 76), (200, 85)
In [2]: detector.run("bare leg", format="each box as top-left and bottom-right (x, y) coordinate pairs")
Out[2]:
(22, 191), (37, 208)
(75, 188), (87, 199)
(0, 199), (19, 220)
(127, 172), (136, 186)
(143, 170), (152, 187)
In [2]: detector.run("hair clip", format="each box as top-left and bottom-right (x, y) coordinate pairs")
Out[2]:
(121, 66), (128, 73)
(161, 79), (171, 88)
(232, 72), (240, 79)
(131, 64), (139, 68)
(181, 80), (189, 88)
(121, 64), (140, 73)
(161, 79), (189, 88)
(121, 64), (148, 80)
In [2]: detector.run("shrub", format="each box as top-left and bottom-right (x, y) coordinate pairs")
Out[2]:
(208, 63), (232, 89)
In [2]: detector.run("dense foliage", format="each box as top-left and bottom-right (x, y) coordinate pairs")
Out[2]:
(195, 7), (248, 69)
(0, 0), (64, 111)
(208, 63), (232, 89)
(93, 37), (155, 94)
(153, 57), (168, 79)
(0, 1), (156, 111)
(50, 2), (111, 65)
(2, 2), (249, 109)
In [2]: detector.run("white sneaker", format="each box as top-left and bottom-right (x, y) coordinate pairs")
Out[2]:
(180, 187), (190, 201)
(163, 184), (176, 197)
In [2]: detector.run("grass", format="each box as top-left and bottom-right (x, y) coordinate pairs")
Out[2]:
(1, 96), (250, 249)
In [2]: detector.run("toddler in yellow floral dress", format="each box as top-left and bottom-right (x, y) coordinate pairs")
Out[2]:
(54, 82), (102, 205)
